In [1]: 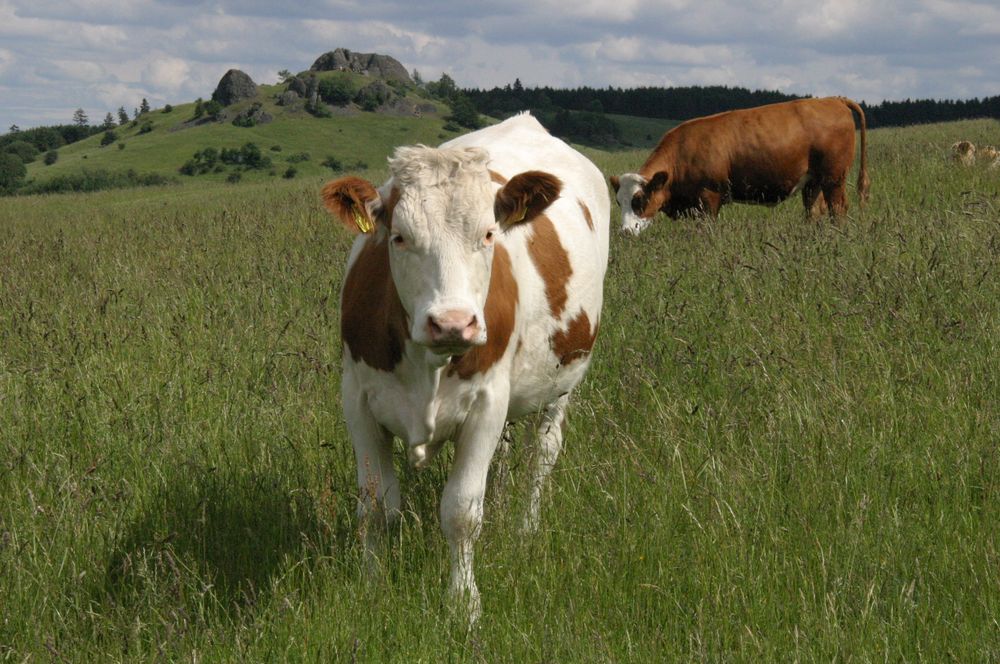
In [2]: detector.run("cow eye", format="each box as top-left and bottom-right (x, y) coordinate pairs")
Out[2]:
(391, 234), (406, 248)
(483, 228), (496, 247)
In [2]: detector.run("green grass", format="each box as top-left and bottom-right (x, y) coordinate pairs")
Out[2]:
(2, 118), (1000, 661)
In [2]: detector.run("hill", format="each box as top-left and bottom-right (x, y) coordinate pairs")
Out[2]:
(21, 68), (458, 190)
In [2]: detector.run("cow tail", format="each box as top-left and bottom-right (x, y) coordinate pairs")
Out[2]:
(841, 97), (870, 205)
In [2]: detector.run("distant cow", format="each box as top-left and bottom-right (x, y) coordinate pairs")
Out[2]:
(321, 113), (609, 620)
(979, 145), (998, 162)
(611, 97), (870, 234)
(951, 141), (976, 166)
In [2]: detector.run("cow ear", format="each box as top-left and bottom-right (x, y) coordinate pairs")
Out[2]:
(609, 175), (621, 193)
(321, 176), (382, 234)
(495, 170), (562, 230)
(646, 170), (669, 192)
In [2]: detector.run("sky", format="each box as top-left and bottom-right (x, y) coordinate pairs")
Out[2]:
(2, 0), (999, 131)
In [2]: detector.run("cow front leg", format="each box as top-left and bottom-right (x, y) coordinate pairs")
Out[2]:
(439, 389), (508, 623)
(343, 375), (399, 567)
(523, 393), (569, 533)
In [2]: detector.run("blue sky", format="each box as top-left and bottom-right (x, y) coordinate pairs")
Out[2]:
(2, 0), (999, 131)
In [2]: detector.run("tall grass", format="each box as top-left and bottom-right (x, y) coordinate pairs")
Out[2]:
(1, 120), (999, 661)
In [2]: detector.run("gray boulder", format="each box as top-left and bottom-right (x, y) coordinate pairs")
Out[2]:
(311, 48), (412, 85)
(212, 69), (258, 106)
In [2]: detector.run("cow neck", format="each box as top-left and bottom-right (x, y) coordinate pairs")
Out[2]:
(340, 233), (410, 372)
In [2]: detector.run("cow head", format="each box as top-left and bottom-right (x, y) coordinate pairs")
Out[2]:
(610, 171), (669, 236)
(324, 146), (561, 358)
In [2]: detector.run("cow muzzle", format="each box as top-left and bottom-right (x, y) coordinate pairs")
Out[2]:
(425, 309), (484, 354)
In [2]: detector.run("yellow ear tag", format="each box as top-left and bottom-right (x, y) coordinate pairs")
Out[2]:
(512, 207), (527, 224)
(352, 206), (374, 234)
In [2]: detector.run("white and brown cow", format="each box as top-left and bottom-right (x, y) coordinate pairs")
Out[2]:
(321, 113), (610, 619)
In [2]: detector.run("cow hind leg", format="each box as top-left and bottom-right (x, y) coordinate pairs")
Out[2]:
(802, 181), (827, 219)
(822, 180), (849, 217)
(523, 393), (570, 533)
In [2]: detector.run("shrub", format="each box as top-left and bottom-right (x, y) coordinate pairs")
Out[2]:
(270, 145), (283, 152)
(139, 122), (153, 134)
(118, 143), (125, 150)
(163, 104), (173, 113)
(283, 166), (297, 179)
(318, 77), (355, 106)
(0, 153), (27, 193)
(226, 171), (242, 183)
(17, 168), (172, 195)
(321, 156), (343, 171)
(44, 150), (59, 165)
(100, 130), (118, 147)
(287, 152), (310, 164)
(203, 100), (223, 120)
(3, 140), (39, 164)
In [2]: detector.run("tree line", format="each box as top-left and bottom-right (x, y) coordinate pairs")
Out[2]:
(462, 80), (1000, 133)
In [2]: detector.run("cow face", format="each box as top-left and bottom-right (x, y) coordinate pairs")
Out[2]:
(324, 146), (560, 358)
(610, 171), (669, 236)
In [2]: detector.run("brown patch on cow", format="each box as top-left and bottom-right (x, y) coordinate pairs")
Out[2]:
(489, 169), (508, 185)
(551, 310), (599, 366)
(527, 214), (572, 319)
(341, 236), (409, 371)
(577, 199), (594, 231)
(495, 171), (562, 230)
(448, 244), (518, 379)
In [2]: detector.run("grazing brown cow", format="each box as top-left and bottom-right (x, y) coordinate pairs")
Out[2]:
(978, 145), (998, 162)
(611, 97), (870, 234)
(951, 141), (976, 166)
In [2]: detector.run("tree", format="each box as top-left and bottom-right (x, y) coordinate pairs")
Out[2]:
(117, 106), (129, 125)
(278, 69), (293, 82)
(140, 98), (150, 114)
(133, 108), (139, 120)
(44, 150), (59, 165)
(100, 130), (118, 146)
(102, 112), (116, 130)
(412, 69), (423, 86)
(447, 94), (482, 130)
(72, 108), (89, 127)
(0, 153), (27, 193)
(8, 124), (19, 133)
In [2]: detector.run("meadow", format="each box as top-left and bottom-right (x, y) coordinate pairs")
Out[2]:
(1, 118), (999, 661)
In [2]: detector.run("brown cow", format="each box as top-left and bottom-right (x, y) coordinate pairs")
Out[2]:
(611, 97), (870, 234)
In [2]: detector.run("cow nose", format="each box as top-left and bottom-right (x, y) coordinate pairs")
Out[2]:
(427, 310), (479, 345)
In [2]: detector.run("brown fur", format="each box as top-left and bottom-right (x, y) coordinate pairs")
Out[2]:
(631, 97), (869, 220)
(527, 214), (573, 319)
(448, 244), (518, 379)
(495, 171), (562, 229)
(340, 236), (409, 371)
(551, 311), (599, 365)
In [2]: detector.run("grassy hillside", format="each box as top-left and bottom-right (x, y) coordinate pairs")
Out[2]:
(1, 119), (1000, 661)
(24, 75), (454, 186)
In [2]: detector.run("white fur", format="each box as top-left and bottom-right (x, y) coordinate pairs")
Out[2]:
(342, 113), (609, 621)
(614, 172), (653, 236)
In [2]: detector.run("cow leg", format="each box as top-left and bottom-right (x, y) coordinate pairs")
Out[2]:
(698, 190), (723, 217)
(822, 180), (848, 217)
(802, 181), (827, 219)
(344, 373), (399, 566)
(440, 389), (509, 622)
(523, 393), (570, 533)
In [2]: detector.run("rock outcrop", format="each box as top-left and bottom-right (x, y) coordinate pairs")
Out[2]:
(212, 69), (258, 106)
(310, 48), (411, 85)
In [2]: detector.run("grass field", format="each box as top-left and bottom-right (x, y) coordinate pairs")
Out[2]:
(1, 118), (999, 661)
